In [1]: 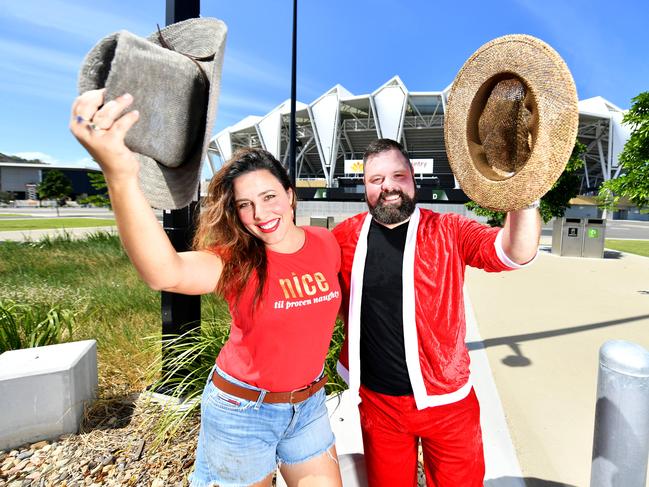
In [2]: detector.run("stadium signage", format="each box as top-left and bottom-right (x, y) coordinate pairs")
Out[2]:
(344, 158), (434, 174)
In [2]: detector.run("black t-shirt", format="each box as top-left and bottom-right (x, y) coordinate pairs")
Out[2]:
(360, 218), (413, 395)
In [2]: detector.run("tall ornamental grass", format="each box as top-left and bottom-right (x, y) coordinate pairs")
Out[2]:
(0, 231), (160, 392)
(0, 300), (76, 353)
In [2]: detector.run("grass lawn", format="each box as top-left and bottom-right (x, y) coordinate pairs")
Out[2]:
(0, 232), (228, 395)
(0, 217), (115, 231)
(605, 239), (649, 258)
(0, 213), (27, 218)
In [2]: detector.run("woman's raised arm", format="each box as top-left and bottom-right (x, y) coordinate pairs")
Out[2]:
(70, 89), (221, 295)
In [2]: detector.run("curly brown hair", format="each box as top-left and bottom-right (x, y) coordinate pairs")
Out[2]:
(193, 148), (297, 304)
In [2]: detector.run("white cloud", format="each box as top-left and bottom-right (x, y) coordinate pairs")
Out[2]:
(0, 38), (81, 72)
(218, 91), (277, 114)
(223, 47), (323, 100)
(13, 152), (99, 170)
(0, 38), (82, 101)
(1, 0), (153, 42)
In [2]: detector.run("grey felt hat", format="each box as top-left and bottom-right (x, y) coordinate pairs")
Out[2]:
(78, 17), (227, 210)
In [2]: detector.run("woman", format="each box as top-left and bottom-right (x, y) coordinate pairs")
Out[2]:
(70, 90), (343, 487)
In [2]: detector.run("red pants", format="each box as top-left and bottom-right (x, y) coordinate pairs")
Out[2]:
(358, 386), (485, 487)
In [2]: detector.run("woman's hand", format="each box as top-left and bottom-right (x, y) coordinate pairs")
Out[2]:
(69, 89), (140, 183)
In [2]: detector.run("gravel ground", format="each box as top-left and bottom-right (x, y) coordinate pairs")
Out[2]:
(0, 393), (428, 487)
(0, 394), (199, 486)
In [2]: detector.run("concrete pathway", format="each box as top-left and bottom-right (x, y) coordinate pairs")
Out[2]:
(0, 226), (116, 242)
(466, 241), (649, 487)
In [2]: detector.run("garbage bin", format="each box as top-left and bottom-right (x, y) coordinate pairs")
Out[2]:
(551, 217), (584, 257)
(310, 215), (335, 229)
(582, 218), (606, 258)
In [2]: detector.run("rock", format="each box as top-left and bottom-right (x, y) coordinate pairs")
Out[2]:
(30, 440), (49, 450)
(16, 451), (33, 460)
(26, 470), (42, 480)
(100, 454), (115, 466)
(131, 439), (145, 461)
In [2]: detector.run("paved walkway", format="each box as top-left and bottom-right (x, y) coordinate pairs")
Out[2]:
(466, 237), (649, 487)
(0, 226), (116, 242)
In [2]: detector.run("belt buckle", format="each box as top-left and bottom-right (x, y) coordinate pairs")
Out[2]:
(289, 383), (310, 404)
(288, 390), (297, 403)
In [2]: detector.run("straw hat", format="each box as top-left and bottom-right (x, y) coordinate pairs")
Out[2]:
(78, 18), (227, 210)
(444, 34), (578, 212)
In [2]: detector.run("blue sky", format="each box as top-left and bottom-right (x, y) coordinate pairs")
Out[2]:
(0, 0), (647, 175)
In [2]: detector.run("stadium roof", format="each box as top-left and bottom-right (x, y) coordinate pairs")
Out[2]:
(207, 76), (629, 195)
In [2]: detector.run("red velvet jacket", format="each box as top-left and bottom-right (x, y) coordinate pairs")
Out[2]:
(332, 207), (518, 409)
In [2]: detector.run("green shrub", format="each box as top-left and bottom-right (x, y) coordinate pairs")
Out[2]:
(0, 300), (76, 353)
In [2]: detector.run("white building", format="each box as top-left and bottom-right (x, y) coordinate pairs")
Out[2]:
(207, 76), (629, 203)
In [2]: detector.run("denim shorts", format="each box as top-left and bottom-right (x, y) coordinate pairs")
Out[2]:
(190, 365), (335, 487)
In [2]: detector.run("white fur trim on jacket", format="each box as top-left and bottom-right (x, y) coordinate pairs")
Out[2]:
(344, 207), (472, 410)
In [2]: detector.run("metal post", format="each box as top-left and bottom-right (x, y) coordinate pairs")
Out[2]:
(159, 0), (201, 393)
(591, 340), (649, 487)
(288, 0), (297, 188)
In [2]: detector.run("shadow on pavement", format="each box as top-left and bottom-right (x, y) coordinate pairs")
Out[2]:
(538, 247), (623, 259)
(485, 477), (577, 487)
(467, 314), (649, 351)
(467, 314), (649, 368)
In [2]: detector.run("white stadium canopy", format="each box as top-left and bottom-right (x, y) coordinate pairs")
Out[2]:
(208, 76), (629, 197)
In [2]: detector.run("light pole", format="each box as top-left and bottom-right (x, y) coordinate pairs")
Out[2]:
(158, 0), (202, 394)
(289, 0), (298, 189)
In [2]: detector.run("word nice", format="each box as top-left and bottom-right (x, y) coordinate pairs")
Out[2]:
(278, 272), (330, 299)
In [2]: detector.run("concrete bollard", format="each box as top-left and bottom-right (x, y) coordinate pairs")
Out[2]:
(590, 340), (649, 487)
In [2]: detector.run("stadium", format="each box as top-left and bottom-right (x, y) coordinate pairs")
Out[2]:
(206, 76), (630, 204)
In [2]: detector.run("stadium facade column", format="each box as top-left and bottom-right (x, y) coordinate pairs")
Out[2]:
(371, 76), (409, 143)
(308, 86), (350, 187)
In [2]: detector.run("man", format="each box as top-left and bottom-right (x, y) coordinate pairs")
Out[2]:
(332, 138), (540, 486)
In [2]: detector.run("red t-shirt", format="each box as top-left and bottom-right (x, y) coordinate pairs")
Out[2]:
(216, 226), (342, 392)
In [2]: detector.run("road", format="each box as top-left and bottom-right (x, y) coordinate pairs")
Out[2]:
(1, 207), (648, 239)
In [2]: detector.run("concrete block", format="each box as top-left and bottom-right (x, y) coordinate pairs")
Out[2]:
(0, 340), (98, 450)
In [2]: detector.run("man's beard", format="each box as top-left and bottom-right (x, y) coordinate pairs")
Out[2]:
(367, 189), (417, 225)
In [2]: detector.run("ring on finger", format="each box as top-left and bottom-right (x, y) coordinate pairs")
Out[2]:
(75, 115), (102, 131)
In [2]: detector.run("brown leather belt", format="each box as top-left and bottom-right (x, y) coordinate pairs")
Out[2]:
(212, 372), (328, 404)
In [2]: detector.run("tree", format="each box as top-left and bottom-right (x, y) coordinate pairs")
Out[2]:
(78, 172), (110, 207)
(0, 191), (15, 204)
(466, 140), (587, 226)
(38, 170), (72, 216)
(598, 92), (649, 211)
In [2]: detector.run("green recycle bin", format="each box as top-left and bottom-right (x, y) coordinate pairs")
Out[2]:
(582, 218), (606, 258)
